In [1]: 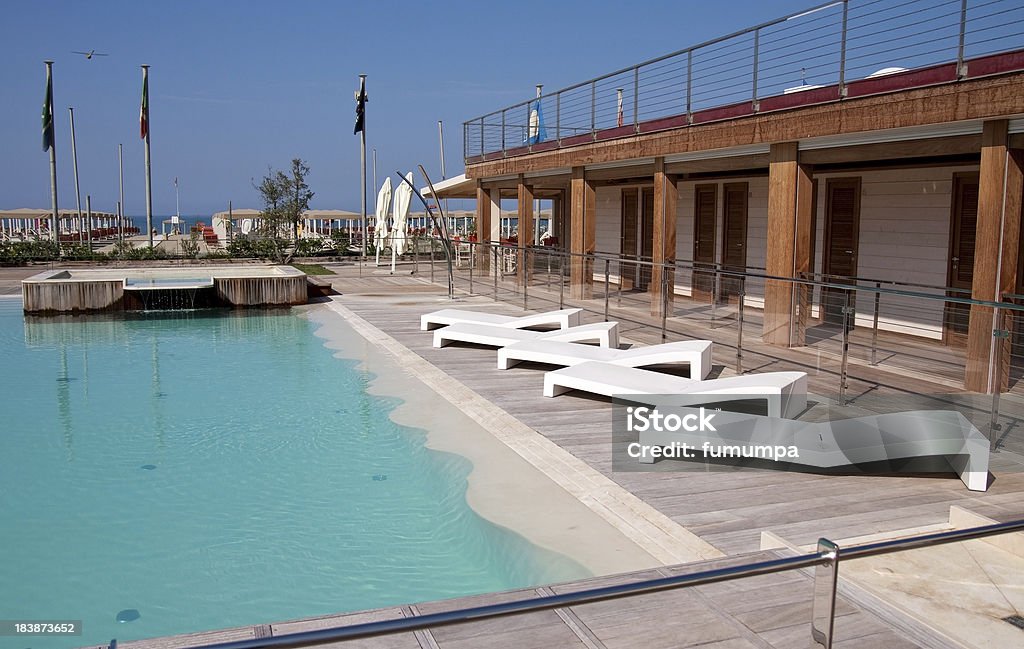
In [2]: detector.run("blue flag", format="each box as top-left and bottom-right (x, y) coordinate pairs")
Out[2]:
(526, 99), (546, 145)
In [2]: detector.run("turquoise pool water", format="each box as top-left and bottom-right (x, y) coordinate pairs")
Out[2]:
(0, 300), (585, 648)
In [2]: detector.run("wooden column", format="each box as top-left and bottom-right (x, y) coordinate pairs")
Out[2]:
(792, 162), (815, 346)
(489, 189), (501, 243)
(517, 177), (534, 285)
(651, 157), (678, 316)
(570, 166), (596, 299)
(763, 142), (813, 346)
(965, 121), (1022, 392)
(475, 181), (491, 270)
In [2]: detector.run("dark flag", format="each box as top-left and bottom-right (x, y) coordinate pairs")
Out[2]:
(354, 76), (367, 135)
(42, 65), (54, 151)
(140, 72), (149, 140)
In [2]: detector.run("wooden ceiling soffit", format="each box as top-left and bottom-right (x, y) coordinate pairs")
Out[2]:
(585, 164), (656, 182)
(799, 134), (983, 165)
(666, 154), (769, 175)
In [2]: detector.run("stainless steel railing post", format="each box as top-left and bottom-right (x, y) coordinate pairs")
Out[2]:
(838, 0), (849, 97)
(736, 279), (745, 374)
(839, 289), (852, 406)
(661, 263), (669, 342)
(957, 0), (968, 78)
(710, 268), (718, 324)
(990, 309), (1008, 438)
(429, 236), (435, 284)
(751, 27), (760, 110)
(559, 250), (565, 309)
(810, 538), (840, 649)
(591, 81), (597, 139)
(870, 282), (880, 365)
(523, 246), (529, 311)
(468, 242), (474, 295)
(493, 244), (498, 302)
(604, 258), (611, 322)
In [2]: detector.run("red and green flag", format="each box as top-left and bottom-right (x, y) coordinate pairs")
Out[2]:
(41, 65), (54, 152)
(139, 71), (149, 140)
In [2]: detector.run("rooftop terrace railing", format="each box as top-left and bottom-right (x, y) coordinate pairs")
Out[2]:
(463, 0), (1024, 162)
(173, 518), (1024, 649)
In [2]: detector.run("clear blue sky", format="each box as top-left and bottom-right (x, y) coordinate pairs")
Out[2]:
(0, 0), (813, 217)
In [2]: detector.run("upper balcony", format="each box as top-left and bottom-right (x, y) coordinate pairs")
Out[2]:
(463, 0), (1024, 165)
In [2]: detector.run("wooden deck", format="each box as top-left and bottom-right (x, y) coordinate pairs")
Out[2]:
(330, 276), (1024, 555)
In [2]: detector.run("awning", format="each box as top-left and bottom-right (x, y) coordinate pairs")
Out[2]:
(421, 173), (475, 199)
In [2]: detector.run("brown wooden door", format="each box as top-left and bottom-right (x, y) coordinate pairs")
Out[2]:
(639, 187), (655, 290)
(620, 188), (639, 290)
(719, 182), (748, 303)
(822, 178), (861, 324)
(945, 172), (980, 342)
(693, 184), (717, 301)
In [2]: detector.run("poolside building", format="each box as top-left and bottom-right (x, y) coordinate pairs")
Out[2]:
(429, 0), (1024, 393)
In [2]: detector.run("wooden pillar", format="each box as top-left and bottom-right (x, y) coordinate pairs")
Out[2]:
(570, 166), (595, 299)
(792, 162), (815, 346)
(517, 177), (534, 285)
(475, 181), (490, 270)
(651, 157), (678, 316)
(965, 121), (1023, 392)
(763, 142), (813, 346)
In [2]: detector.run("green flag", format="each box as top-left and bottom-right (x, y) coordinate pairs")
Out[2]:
(42, 66), (54, 152)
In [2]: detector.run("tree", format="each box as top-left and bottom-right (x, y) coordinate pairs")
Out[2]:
(284, 158), (314, 241)
(254, 158), (314, 263)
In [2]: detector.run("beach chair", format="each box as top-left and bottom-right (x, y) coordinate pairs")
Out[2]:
(634, 407), (989, 491)
(420, 307), (582, 331)
(543, 361), (807, 419)
(498, 339), (713, 379)
(433, 321), (618, 349)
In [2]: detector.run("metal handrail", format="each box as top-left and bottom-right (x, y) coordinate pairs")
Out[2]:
(463, 0), (1024, 160)
(181, 519), (1024, 649)
(459, 240), (1024, 313)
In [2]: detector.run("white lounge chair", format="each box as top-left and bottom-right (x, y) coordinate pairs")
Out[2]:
(634, 408), (989, 491)
(433, 321), (618, 349)
(544, 361), (807, 419)
(498, 339), (713, 379)
(421, 307), (582, 331)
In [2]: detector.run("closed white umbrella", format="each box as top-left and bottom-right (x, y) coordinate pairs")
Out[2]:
(373, 178), (392, 265)
(391, 172), (413, 273)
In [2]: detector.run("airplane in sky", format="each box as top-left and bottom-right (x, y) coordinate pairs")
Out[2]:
(72, 50), (108, 60)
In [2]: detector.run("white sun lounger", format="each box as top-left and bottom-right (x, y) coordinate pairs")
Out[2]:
(433, 321), (619, 349)
(544, 361), (807, 419)
(421, 307), (582, 331)
(498, 339), (713, 379)
(634, 408), (989, 491)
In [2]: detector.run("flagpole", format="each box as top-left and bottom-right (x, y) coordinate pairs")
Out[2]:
(359, 74), (367, 260)
(68, 106), (83, 244)
(438, 120), (450, 233)
(44, 61), (59, 242)
(142, 64), (153, 249)
(118, 143), (124, 242)
(372, 148), (377, 243)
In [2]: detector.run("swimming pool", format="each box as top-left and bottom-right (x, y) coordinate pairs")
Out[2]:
(0, 300), (585, 648)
